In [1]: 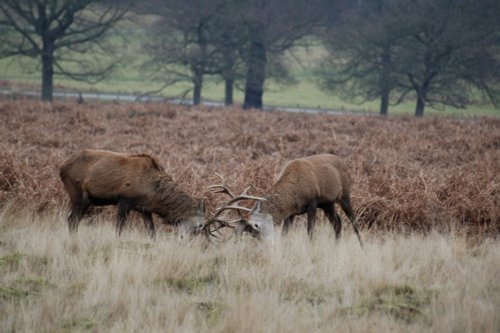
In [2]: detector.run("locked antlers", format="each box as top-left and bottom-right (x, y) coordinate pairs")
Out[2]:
(203, 173), (265, 241)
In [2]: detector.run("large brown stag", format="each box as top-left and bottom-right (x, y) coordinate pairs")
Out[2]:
(208, 155), (363, 245)
(60, 149), (205, 238)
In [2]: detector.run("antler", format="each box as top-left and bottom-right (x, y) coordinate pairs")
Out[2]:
(226, 186), (266, 206)
(204, 173), (265, 242)
(208, 174), (265, 206)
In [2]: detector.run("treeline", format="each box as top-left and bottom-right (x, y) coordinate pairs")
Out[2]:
(135, 0), (331, 110)
(1, 0), (499, 116)
(318, 0), (500, 116)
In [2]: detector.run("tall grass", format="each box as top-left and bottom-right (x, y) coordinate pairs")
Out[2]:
(0, 209), (499, 332)
(0, 100), (498, 236)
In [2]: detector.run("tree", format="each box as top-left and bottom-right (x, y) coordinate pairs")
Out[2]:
(140, 0), (327, 108)
(318, 0), (399, 115)
(208, 5), (246, 106)
(141, 0), (227, 105)
(391, 0), (500, 116)
(319, 0), (500, 117)
(0, 0), (128, 101)
(238, 0), (329, 109)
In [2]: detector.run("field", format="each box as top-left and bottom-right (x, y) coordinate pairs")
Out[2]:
(0, 100), (499, 332)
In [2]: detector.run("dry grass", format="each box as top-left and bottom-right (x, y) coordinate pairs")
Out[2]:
(0, 99), (499, 331)
(0, 210), (499, 332)
(0, 99), (498, 236)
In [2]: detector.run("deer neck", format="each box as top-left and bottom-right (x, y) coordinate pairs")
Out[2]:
(153, 178), (198, 224)
(261, 194), (288, 225)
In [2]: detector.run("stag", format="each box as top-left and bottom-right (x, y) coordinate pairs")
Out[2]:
(208, 155), (363, 246)
(59, 149), (205, 238)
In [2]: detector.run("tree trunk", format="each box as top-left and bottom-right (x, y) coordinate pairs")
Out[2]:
(193, 68), (203, 105)
(193, 22), (207, 106)
(225, 78), (234, 106)
(193, 84), (202, 105)
(380, 88), (389, 116)
(379, 44), (391, 116)
(415, 87), (427, 117)
(243, 39), (266, 110)
(222, 52), (236, 106)
(41, 38), (54, 102)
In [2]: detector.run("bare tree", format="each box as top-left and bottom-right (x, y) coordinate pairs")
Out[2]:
(319, 0), (500, 117)
(209, 6), (246, 106)
(141, 0), (226, 105)
(139, 0), (325, 108)
(318, 0), (399, 115)
(238, 0), (329, 109)
(0, 0), (128, 101)
(391, 0), (500, 116)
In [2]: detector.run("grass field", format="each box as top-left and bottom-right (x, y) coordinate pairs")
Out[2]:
(1, 210), (499, 332)
(0, 99), (499, 331)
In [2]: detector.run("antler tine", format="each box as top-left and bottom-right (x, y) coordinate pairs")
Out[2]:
(226, 187), (266, 206)
(204, 225), (226, 243)
(208, 184), (235, 198)
(203, 205), (250, 230)
(208, 172), (236, 198)
(209, 175), (265, 205)
(211, 205), (253, 220)
(207, 218), (242, 230)
(203, 214), (247, 243)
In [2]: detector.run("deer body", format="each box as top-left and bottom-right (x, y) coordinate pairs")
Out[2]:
(249, 154), (362, 244)
(60, 149), (205, 238)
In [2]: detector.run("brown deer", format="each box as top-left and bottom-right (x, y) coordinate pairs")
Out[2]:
(59, 149), (205, 239)
(213, 155), (363, 245)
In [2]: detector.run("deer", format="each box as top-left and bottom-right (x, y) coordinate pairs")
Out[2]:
(209, 154), (363, 246)
(59, 149), (205, 239)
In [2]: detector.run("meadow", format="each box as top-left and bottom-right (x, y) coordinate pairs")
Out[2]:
(0, 99), (499, 332)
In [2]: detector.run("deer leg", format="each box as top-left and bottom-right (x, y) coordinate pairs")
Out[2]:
(306, 200), (318, 239)
(339, 194), (363, 247)
(116, 198), (131, 237)
(68, 194), (90, 233)
(68, 204), (81, 233)
(282, 215), (295, 236)
(323, 204), (342, 240)
(142, 211), (156, 239)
